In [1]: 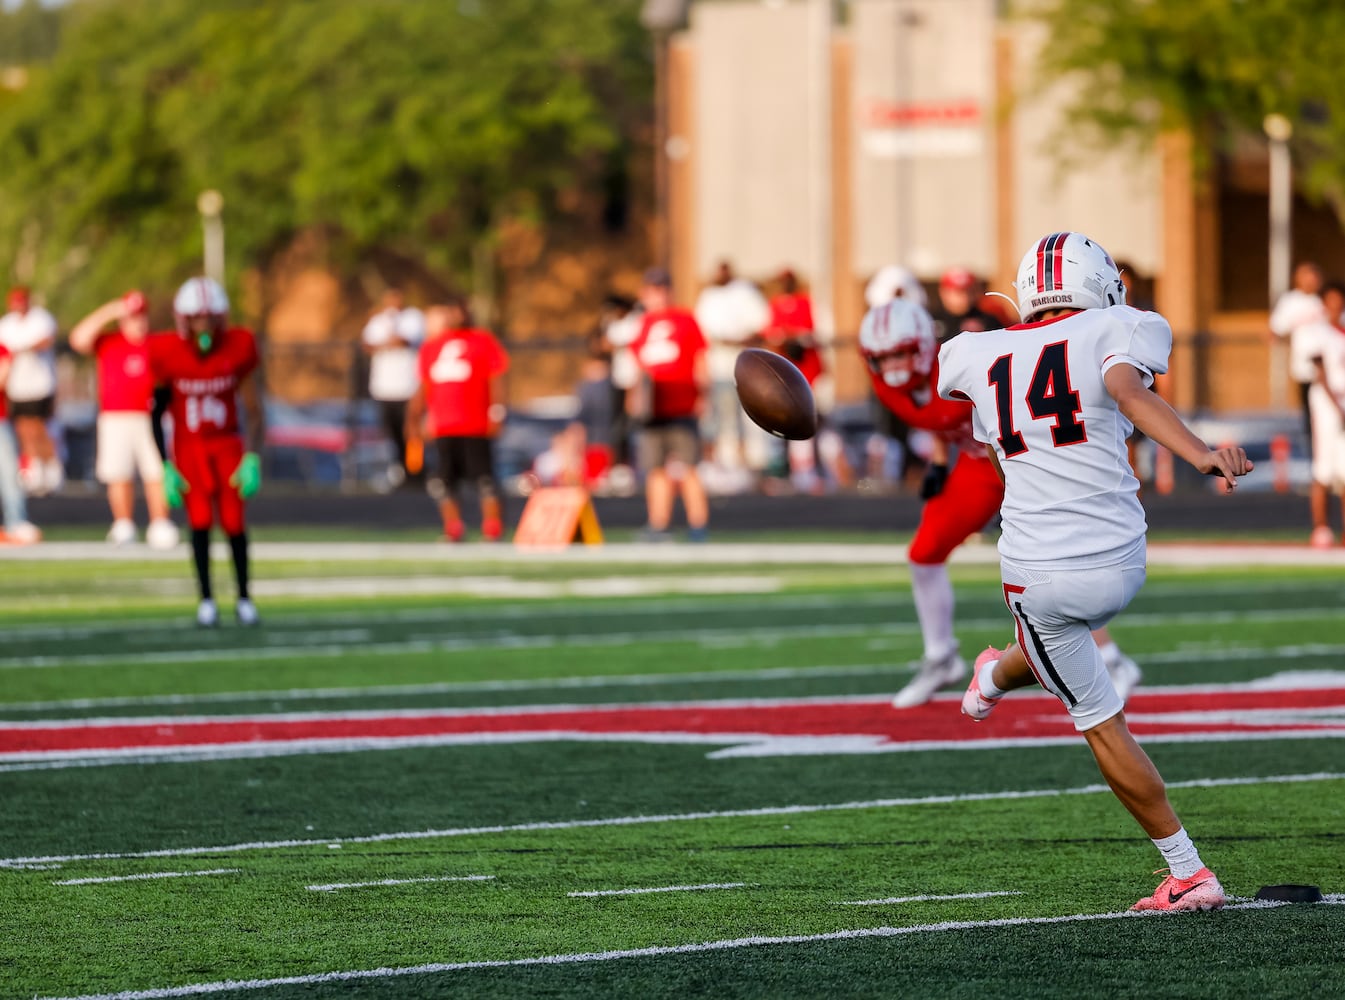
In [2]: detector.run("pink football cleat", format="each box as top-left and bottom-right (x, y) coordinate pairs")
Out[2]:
(1130, 867), (1226, 912)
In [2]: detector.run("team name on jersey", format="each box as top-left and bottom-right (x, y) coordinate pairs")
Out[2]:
(174, 375), (237, 395)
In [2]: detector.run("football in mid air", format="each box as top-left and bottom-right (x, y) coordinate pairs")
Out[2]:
(733, 347), (817, 440)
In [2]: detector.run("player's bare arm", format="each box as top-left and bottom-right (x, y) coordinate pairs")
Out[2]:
(404, 384), (426, 447)
(1104, 363), (1253, 489)
(68, 300), (125, 354)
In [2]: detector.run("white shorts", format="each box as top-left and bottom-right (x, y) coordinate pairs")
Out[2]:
(96, 411), (163, 485)
(999, 549), (1146, 732)
(1308, 385), (1345, 489)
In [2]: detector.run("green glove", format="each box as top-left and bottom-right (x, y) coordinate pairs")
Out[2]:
(162, 461), (189, 508)
(230, 451), (262, 499)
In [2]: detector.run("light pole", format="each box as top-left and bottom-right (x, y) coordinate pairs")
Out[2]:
(1264, 113), (1292, 410)
(197, 189), (225, 285)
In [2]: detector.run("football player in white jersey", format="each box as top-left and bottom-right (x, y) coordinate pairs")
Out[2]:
(938, 231), (1252, 912)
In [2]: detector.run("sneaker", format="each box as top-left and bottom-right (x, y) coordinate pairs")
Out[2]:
(637, 526), (674, 543)
(687, 526), (709, 543)
(107, 519), (138, 546)
(1130, 867), (1226, 912)
(1107, 653), (1143, 705)
(961, 646), (1005, 721)
(443, 521), (465, 543)
(196, 598), (219, 628)
(145, 519), (181, 551)
(2, 521), (42, 545)
(892, 650), (967, 709)
(1310, 526), (1335, 549)
(235, 598), (260, 627)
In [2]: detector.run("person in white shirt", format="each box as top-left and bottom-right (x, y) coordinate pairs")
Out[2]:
(1302, 280), (1345, 546)
(0, 287), (63, 494)
(939, 231), (1251, 913)
(361, 288), (426, 489)
(1269, 261), (1325, 446)
(693, 260), (771, 478)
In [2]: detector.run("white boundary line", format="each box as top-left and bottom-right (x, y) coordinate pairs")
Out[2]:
(36, 897), (1345, 1000)
(567, 882), (748, 898)
(53, 869), (240, 886)
(4, 771), (1340, 870)
(306, 875), (494, 893)
(836, 891), (1023, 906)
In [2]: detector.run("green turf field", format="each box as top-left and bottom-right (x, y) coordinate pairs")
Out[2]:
(1, 543), (1341, 999)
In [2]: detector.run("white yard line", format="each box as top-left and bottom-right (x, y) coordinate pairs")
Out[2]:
(53, 869), (239, 886)
(567, 882), (748, 898)
(306, 875), (494, 892)
(836, 891), (1023, 905)
(3, 771), (1340, 870)
(1, 605), (1341, 672)
(35, 896), (1345, 1000)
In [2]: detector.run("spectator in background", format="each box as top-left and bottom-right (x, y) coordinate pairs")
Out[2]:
(0, 343), (40, 544)
(630, 267), (710, 542)
(933, 267), (997, 342)
(362, 288), (426, 490)
(1269, 261), (1325, 450)
(599, 292), (642, 486)
(693, 260), (771, 481)
(535, 336), (617, 492)
(69, 291), (179, 549)
(0, 286), (63, 495)
(1303, 279), (1345, 547)
(149, 278), (263, 628)
(405, 299), (510, 543)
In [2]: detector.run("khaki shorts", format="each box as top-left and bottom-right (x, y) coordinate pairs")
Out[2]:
(637, 419), (700, 472)
(96, 411), (164, 484)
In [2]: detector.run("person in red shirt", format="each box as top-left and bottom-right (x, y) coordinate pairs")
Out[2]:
(860, 296), (1141, 708)
(405, 299), (510, 542)
(0, 344), (40, 544)
(628, 267), (710, 541)
(69, 290), (179, 550)
(148, 277), (264, 628)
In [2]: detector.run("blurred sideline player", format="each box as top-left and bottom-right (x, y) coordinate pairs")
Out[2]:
(149, 277), (263, 627)
(941, 230), (1251, 911)
(405, 299), (510, 542)
(859, 297), (1141, 708)
(69, 290), (179, 549)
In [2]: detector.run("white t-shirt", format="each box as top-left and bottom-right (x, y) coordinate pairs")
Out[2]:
(362, 306), (425, 402)
(1270, 288), (1327, 383)
(0, 306), (59, 401)
(938, 304), (1170, 568)
(694, 279), (770, 381)
(603, 310), (644, 391)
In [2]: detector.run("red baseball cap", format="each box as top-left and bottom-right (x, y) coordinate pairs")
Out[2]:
(939, 267), (976, 291)
(122, 290), (149, 316)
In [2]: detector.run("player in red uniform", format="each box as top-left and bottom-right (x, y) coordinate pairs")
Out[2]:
(148, 277), (264, 627)
(405, 299), (510, 542)
(860, 297), (1140, 707)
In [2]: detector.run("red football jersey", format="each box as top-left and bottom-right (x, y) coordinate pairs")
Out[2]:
(418, 327), (510, 437)
(869, 359), (986, 460)
(765, 292), (823, 385)
(95, 331), (155, 413)
(147, 328), (259, 443)
(631, 307), (706, 420)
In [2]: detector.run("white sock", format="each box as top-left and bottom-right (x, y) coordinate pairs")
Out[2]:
(1152, 827), (1204, 879)
(978, 656), (1006, 699)
(1098, 641), (1121, 668)
(910, 562), (956, 662)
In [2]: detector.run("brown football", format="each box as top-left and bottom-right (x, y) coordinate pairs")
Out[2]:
(734, 347), (818, 440)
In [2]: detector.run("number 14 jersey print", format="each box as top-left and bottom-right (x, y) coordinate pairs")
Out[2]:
(147, 327), (259, 442)
(937, 304), (1171, 567)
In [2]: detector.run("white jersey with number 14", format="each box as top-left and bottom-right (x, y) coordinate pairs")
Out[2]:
(936, 304), (1172, 569)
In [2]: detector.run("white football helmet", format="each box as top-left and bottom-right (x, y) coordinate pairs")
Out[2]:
(864, 265), (928, 309)
(1013, 231), (1126, 323)
(173, 277), (229, 350)
(858, 297), (937, 387)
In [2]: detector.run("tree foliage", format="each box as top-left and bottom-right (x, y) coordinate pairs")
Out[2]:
(1019, 0), (1345, 216)
(0, 0), (651, 322)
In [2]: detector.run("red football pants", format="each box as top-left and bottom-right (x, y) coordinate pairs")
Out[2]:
(174, 435), (247, 534)
(908, 453), (1004, 566)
